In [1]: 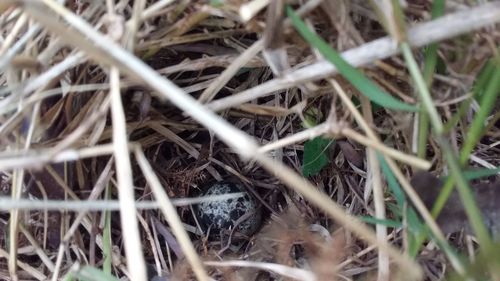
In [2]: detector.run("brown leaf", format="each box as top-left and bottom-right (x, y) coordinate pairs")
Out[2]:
(338, 140), (364, 168)
(411, 171), (500, 238)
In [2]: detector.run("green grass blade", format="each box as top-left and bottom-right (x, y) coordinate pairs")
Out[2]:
(74, 266), (120, 281)
(286, 6), (418, 112)
(434, 58), (500, 220)
(432, 167), (500, 220)
(378, 153), (427, 256)
(406, 208), (428, 257)
(440, 139), (493, 248)
(459, 60), (500, 164)
(419, 0), (445, 157)
(444, 59), (494, 132)
(360, 216), (402, 228)
(378, 153), (405, 206)
(63, 266), (120, 281)
(443, 98), (472, 133)
(462, 167), (500, 179)
(401, 42), (443, 132)
(473, 60), (495, 99)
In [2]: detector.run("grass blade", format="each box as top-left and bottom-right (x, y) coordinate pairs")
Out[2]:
(360, 216), (402, 228)
(459, 59), (500, 163)
(418, 0), (445, 157)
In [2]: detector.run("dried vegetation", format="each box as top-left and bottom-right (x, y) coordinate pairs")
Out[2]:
(0, 0), (499, 281)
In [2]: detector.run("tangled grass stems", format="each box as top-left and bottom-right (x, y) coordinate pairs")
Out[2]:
(1, 1), (499, 280)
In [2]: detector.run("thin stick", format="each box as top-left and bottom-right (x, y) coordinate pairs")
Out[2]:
(0, 144), (117, 170)
(340, 127), (430, 169)
(361, 97), (389, 281)
(239, 0), (269, 22)
(205, 260), (315, 281)
(0, 248), (47, 281)
(197, 39), (264, 103)
(0, 193), (246, 211)
(141, 0), (175, 20)
(134, 149), (210, 281)
(109, 68), (147, 281)
(124, 0), (146, 50)
(258, 122), (431, 170)
(8, 168), (24, 280)
(257, 122), (331, 153)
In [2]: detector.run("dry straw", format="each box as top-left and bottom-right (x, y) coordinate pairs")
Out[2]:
(1, 1), (499, 280)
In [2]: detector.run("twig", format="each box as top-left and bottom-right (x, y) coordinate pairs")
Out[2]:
(340, 127), (430, 170)
(239, 0), (269, 22)
(0, 248), (46, 281)
(197, 40), (264, 103)
(257, 122), (331, 153)
(258, 122), (431, 169)
(205, 260), (316, 281)
(109, 67), (147, 281)
(0, 193), (246, 211)
(124, 0), (146, 50)
(141, 0), (175, 20)
(361, 95), (389, 281)
(135, 148), (210, 281)
(0, 21), (41, 71)
(0, 144), (117, 170)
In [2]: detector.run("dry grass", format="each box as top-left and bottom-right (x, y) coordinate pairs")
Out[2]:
(0, 1), (499, 281)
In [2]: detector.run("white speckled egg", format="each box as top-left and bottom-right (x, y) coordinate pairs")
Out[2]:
(196, 181), (261, 237)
